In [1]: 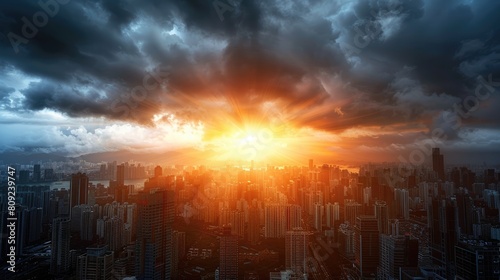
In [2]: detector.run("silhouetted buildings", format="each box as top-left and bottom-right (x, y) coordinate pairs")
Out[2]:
(50, 217), (71, 276)
(116, 164), (125, 186)
(285, 228), (308, 278)
(378, 234), (418, 280)
(432, 148), (445, 181)
(429, 198), (459, 279)
(219, 225), (238, 280)
(354, 216), (379, 279)
(135, 189), (175, 279)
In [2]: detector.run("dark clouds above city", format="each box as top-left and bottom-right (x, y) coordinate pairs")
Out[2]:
(0, 0), (499, 164)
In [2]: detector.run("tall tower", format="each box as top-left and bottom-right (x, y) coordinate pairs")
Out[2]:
(326, 202), (340, 229)
(394, 189), (410, 220)
(70, 172), (89, 210)
(172, 231), (186, 279)
(50, 217), (71, 275)
(354, 216), (379, 279)
(219, 225), (238, 280)
(135, 189), (175, 280)
(116, 164), (125, 186)
(428, 198), (459, 279)
(314, 203), (324, 232)
(374, 201), (389, 234)
(285, 228), (308, 278)
(432, 148), (445, 181)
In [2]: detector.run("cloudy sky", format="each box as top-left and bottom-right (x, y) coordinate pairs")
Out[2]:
(0, 0), (499, 164)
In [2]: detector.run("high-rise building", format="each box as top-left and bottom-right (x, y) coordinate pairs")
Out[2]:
(455, 240), (500, 280)
(374, 201), (389, 235)
(247, 206), (260, 245)
(50, 217), (71, 275)
(70, 173), (89, 210)
(230, 211), (245, 238)
(285, 228), (308, 278)
(77, 246), (114, 280)
(104, 217), (124, 252)
(456, 193), (474, 236)
(428, 198), (459, 279)
(285, 204), (302, 231)
(338, 223), (355, 259)
(265, 204), (286, 238)
(220, 226), (238, 280)
(326, 202), (340, 229)
(81, 209), (95, 241)
(345, 200), (362, 226)
(394, 189), (410, 220)
(354, 216), (379, 279)
(33, 164), (41, 182)
(116, 164), (125, 186)
(172, 231), (186, 279)
(378, 234), (419, 280)
(135, 189), (175, 280)
(115, 185), (129, 204)
(432, 148), (445, 181)
(314, 203), (324, 232)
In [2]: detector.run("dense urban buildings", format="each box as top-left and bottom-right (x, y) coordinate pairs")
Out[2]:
(1, 150), (500, 279)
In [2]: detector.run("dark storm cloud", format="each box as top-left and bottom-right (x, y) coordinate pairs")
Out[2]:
(0, 0), (499, 134)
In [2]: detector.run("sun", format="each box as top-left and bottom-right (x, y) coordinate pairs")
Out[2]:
(208, 124), (291, 163)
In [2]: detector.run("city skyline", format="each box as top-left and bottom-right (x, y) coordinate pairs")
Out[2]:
(1, 1), (500, 280)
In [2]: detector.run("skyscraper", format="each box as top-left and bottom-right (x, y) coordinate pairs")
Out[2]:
(374, 201), (389, 234)
(265, 204), (286, 238)
(77, 246), (114, 280)
(70, 172), (89, 210)
(394, 189), (410, 220)
(314, 203), (324, 232)
(378, 235), (419, 280)
(285, 228), (308, 278)
(116, 164), (125, 186)
(326, 202), (340, 229)
(432, 148), (445, 181)
(135, 189), (175, 280)
(455, 240), (500, 279)
(50, 217), (71, 275)
(172, 231), (186, 279)
(220, 225), (238, 280)
(354, 216), (379, 279)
